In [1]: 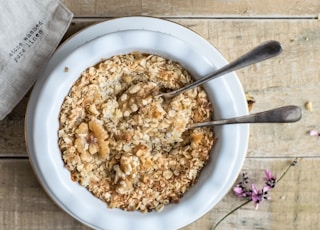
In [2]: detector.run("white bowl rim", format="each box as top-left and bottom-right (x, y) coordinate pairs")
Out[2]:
(25, 16), (249, 230)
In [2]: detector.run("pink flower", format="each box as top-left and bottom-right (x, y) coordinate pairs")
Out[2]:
(213, 159), (298, 230)
(233, 172), (251, 198)
(251, 184), (271, 209)
(233, 185), (250, 198)
(265, 169), (273, 180)
(309, 130), (320, 136)
(233, 169), (277, 209)
(264, 169), (277, 188)
(233, 185), (244, 197)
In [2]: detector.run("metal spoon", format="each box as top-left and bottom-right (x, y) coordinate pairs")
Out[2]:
(188, 105), (302, 129)
(160, 40), (282, 99)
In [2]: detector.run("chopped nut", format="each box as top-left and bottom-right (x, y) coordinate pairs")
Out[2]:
(245, 93), (256, 112)
(131, 103), (138, 112)
(89, 104), (100, 115)
(74, 138), (86, 155)
(190, 132), (203, 149)
(120, 93), (128, 102)
(163, 170), (173, 179)
(129, 84), (141, 94)
(305, 101), (313, 111)
(188, 169), (198, 180)
(75, 122), (88, 134)
(119, 155), (135, 175)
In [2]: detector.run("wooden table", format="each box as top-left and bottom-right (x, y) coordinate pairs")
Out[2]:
(1, 1), (320, 229)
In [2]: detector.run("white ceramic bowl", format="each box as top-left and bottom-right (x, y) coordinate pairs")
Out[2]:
(25, 17), (249, 230)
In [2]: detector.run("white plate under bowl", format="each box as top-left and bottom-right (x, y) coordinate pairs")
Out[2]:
(25, 17), (249, 230)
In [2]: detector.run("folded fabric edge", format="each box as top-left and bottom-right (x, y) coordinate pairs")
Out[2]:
(0, 1), (74, 120)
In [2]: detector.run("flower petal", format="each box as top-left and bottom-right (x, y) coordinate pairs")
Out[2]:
(233, 186), (243, 195)
(265, 169), (272, 179)
(309, 130), (320, 136)
(263, 186), (271, 193)
(251, 183), (259, 194)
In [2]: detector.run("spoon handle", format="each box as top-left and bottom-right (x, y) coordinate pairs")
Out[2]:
(161, 40), (282, 99)
(189, 105), (302, 129)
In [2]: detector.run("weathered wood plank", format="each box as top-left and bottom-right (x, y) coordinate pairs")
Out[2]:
(2, 19), (319, 157)
(0, 158), (318, 229)
(2, 1), (319, 230)
(61, 0), (320, 18)
(0, 94), (28, 157)
(200, 19), (320, 157)
(63, 19), (320, 94)
(198, 157), (320, 230)
(0, 159), (89, 230)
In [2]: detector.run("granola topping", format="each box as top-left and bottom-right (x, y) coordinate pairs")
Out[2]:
(58, 52), (215, 212)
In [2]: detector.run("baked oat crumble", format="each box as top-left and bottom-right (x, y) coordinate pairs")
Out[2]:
(58, 52), (215, 212)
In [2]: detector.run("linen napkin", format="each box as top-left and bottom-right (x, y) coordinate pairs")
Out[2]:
(0, 0), (73, 120)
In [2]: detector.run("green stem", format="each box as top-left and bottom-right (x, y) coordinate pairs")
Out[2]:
(211, 199), (251, 230)
(276, 157), (298, 183)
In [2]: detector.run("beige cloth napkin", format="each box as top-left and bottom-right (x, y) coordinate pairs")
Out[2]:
(0, 0), (73, 120)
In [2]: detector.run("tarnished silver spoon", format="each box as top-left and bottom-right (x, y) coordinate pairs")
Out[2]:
(160, 40), (282, 99)
(189, 105), (302, 129)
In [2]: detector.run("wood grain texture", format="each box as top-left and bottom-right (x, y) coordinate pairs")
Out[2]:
(61, 0), (320, 17)
(0, 94), (27, 157)
(0, 160), (89, 230)
(0, 158), (318, 229)
(2, 19), (319, 158)
(1, 2), (320, 229)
